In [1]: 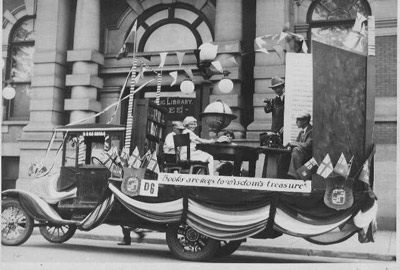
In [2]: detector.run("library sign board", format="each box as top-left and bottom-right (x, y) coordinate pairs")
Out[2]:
(146, 92), (196, 121)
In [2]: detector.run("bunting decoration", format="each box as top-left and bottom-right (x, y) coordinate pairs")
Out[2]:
(333, 153), (349, 178)
(147, 151), (160, 174)
(227, 56), (237, 65)
(128, 147), (142, 169)
(176, 52), (185, 66)
(77, 136), (86, 165)
(296, 157), (319, 180)
(169, 71), (178, 86)
(184, 67), (194, 81)
(159, 52), (168, 68)
(316, 154), (334, 178)
(211, 60), (223, 73)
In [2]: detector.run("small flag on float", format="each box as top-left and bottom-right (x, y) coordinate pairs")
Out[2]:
(358, 159), (370, 185)
(316, 154), (334, 178)
(128, 147), (142, 169)
(296, 157), (319, 180)
(141, 150), (152, 168)
(333, 153), (349, 177)
(147, 151), (160, 174)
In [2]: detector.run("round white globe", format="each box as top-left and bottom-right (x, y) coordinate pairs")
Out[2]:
(180, 80), (195, 94)
(2, 85), (16, 100)
(199, 43), (218, 61)
(218, 78), (234, 93)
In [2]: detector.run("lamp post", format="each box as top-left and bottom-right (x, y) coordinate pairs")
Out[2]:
(189, 42), (234, 138)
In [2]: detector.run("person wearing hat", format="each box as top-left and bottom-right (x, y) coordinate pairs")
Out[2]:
(286, 112), (313, 179)
(163, 121), (186, 159)
(181, 116), (216, 175)
(263, 76), (286, 136)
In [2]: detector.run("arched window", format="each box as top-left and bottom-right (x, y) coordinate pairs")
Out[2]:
(136, 3), (214, 52)
(4, 17), (35, 120)
(307, 0), (371, 50)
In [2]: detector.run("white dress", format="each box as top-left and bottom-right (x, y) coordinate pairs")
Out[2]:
(180, 129), (214, 175)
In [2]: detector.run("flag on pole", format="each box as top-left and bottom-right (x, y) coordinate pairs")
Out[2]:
(333, 153), (349, 177)
(316, 154), (334, 178)
(141, 150), (152, 168)
(128, 147), (142, 169)
(147, 151), (160, 173)
(116, 20), (137, 59)
(296, 157), (319, 180)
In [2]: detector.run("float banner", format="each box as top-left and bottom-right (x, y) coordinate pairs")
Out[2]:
(158, 173), (312, 193)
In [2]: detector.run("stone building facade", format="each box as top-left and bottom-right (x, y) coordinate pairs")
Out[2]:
(1, 0), (397, 229)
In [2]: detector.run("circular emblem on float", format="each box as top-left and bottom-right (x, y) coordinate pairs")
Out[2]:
(121, 175), (141, 197)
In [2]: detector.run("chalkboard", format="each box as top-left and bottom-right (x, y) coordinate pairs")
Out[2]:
(313, 41), (367, 183)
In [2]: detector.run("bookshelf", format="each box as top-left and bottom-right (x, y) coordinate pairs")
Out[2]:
(131, 99), (167, 156)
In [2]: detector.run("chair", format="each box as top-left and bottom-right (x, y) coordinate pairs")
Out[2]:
(163, 133), (209, 175)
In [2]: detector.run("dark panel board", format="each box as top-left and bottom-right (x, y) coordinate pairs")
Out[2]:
(312, 41), (367, 179)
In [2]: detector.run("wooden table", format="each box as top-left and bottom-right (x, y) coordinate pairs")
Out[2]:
(257, 146), (291, 178)
(197, 143), (259, 176)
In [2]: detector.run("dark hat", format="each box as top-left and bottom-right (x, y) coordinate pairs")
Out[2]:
(269, 76), (285, 88)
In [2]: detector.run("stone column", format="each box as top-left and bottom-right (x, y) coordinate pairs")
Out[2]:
(246, 0), (289, 139)
(17, 0), (72, 180)
(64, 0), (103, 123)
(212, 0), (245, 138)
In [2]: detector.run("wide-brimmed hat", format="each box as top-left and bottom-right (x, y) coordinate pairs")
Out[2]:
(182, 116), (197, 126)
(296, 112), (311, 121)
(172, 121), (185, 129)
(269, 76), (285, 88)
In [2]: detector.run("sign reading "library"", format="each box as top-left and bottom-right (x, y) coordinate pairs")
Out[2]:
(157, 173), (312, 193)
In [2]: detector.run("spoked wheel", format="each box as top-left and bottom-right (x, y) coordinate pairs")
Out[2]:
(1, 198), (34, 246)
(216, 240), (243, 257)
(39, 224), (77, 243)
(166, 224), (220, 261)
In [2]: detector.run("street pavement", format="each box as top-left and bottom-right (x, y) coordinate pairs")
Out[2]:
(37, 224), (396, 262)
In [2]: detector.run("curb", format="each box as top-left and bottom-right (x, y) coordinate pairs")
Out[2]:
(69, 232), (396, 262)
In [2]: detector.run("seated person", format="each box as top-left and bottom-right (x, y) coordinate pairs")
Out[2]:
(216, 130), (237, 145)
(163, 121), (185, 162)
(286, 112), (313, 179)
(181, 116), (216, 175)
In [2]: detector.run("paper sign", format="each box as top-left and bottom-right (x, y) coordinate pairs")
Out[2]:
(283, 53), (313, 145)
(158, 173), (312, 193)
(139, 179), (159, 197)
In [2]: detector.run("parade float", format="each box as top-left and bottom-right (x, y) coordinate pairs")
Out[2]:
(2, 14), (378, 261)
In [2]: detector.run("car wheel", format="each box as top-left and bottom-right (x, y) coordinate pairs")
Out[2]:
(39, 224), (77, 243)
(166, 224), (219, 261)
(1, 198), (34, 246)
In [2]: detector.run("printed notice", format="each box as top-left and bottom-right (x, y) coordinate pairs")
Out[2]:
(158, 173), (312, 193)
(283, 53), (313, 145)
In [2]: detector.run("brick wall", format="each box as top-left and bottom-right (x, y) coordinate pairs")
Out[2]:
(374, 122), (397, 144)
(376, 36), (397, 97)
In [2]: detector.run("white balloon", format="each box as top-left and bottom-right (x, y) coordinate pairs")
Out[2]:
(2, 85), (16, 100)
(218, 78), (234, 93)
(180, 80), (195, 94)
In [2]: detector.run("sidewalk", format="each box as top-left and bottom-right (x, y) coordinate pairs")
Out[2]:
(68, 224), (396, 261)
